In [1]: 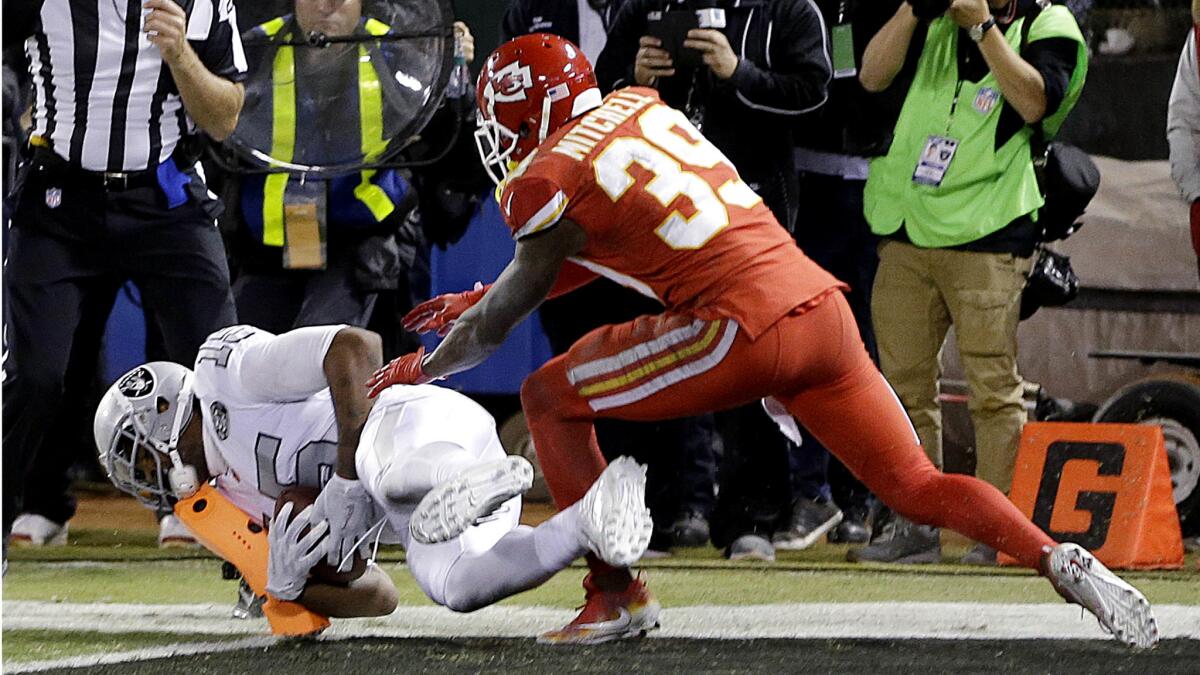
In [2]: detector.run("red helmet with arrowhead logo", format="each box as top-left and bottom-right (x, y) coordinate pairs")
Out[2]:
(474, 33), (601, 184)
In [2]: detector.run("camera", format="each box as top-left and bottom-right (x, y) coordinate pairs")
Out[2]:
(696, 8), (727, 29)
(647, 2), (728, 69)
(907, 0), (951, 21)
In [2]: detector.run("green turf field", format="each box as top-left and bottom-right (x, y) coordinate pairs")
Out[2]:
(2, 631), (244, 665)
(4, 533), (1199, 672)
(5, 556), (1200, 608)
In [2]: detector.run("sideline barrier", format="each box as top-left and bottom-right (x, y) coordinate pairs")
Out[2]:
(1000, 422), (1184, 569)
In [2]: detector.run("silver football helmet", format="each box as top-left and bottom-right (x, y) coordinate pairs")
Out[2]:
(93, 362), (200, 509)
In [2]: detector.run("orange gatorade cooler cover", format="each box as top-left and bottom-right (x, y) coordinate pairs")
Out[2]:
(174, 483), (331, 636)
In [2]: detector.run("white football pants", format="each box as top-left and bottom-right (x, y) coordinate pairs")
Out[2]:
(356, 386), (585, 611)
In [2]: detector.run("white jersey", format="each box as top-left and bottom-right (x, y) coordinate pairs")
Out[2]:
(192, 325), (346, 522)
(192, 324), (502, 529)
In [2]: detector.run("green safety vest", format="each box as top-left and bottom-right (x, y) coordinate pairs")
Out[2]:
(863, 6), (1087, 248)
(257, 17), (395, 247)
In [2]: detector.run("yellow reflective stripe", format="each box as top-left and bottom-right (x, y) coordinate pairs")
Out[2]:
(364, 18), (390, 36)
(354, 40), (394, 221)
(358, 45), (385, 162)
(354, 170), (394, 221)
(263, 40), (296, 247)
(260, 17), (286, 37)
(263, 174), (289, 246)
(577, 320), (723, 397)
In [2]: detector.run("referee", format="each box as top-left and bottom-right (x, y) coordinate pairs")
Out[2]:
(3, 0), (245, 547)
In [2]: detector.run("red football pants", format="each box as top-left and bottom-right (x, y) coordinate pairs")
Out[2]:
(521, 293), (1055, 570)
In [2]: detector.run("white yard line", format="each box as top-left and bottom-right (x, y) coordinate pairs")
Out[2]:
(5, 602), (1199, 671)
(5, 600), (1200, 642)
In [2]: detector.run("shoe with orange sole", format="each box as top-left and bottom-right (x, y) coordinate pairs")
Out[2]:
(537, 573), (661, 645)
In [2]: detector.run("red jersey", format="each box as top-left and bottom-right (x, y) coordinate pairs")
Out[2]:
(499, 88), (844, 339)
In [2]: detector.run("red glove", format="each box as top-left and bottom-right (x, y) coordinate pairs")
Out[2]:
(402, 283), (491, 336)
(366, 346), (437, 398)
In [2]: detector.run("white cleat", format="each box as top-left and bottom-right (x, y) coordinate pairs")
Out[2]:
(1046, 543), (1159, 649)
(9, 514), (68, 547)
(410, 455), (534, 545)
(577, 456), (653, 568)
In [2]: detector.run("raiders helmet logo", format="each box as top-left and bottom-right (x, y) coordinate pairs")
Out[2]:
(488, 61), (533, 103)
(210, 402), (230, 440)
(118, 367), (155, 398)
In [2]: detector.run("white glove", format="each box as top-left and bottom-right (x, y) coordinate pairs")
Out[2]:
(310, 474), (374, 569)
(266, 502), (330, 601)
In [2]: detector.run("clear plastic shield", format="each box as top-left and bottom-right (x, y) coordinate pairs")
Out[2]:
(227, 0), (454, 175)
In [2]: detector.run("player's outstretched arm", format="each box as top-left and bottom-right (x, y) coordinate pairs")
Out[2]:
(315, 328), (384, 566)
(423, 220), (588, 379)
(401, 263), (598, 337)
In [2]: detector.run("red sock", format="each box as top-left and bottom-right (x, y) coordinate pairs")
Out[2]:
(586, 555), (635, 590)
(911, 471), (1056, 569)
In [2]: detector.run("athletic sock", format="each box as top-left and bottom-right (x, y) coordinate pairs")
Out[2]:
(433, 507), (590, 610)
(531, 502), (585, 570)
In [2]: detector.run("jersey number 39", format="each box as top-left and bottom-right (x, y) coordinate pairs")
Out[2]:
(592, 105), (762, 250)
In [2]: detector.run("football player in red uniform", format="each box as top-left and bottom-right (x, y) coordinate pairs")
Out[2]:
(368, 34), (1157, 648)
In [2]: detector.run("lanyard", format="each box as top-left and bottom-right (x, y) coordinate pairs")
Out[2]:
(946, 79), (965, 134)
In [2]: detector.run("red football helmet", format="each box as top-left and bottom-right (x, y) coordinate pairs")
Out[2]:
(474, 33), (602, 184)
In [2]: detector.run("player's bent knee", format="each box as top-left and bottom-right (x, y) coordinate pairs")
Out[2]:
(439, 588), (488, 614)
(522, 359), (590, 423)
(519, 367), (559, 421)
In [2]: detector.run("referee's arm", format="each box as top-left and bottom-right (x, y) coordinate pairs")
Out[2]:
(144, 0), (244, 141)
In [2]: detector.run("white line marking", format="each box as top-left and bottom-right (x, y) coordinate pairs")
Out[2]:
(6, 601), (1200, 646)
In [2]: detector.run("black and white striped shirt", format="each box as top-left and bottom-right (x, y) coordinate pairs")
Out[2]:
(24, 0), (247, 172)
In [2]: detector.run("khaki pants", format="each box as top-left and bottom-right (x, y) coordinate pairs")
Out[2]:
(871, 240), (1033, 493)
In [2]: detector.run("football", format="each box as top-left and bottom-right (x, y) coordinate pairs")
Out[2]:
(274, 486), (367, 586)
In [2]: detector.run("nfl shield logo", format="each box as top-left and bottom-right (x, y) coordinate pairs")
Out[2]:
(973, 88), (1001, 115)
(44, 188), (62, 209)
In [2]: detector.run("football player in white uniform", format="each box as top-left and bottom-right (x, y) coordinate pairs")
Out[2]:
(93, 324), (653, 625)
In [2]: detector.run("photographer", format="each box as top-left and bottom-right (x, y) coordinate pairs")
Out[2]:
(1168, 0), (1200, 284)
(595, 0), (832, 560)
(855, 0), (1087, 564)
(596, 0), (830, 230)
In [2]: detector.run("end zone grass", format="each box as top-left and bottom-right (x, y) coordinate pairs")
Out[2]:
(4, 557), (1199, 609)
(5, 512), (1198, 669)
(2, 631), (244, 665)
